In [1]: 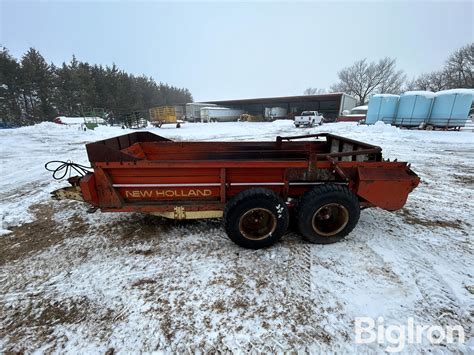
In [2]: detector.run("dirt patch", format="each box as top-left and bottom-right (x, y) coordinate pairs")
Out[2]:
(397, 208), (464, 230)
(465, 285), (474, 295)
(131, 249), (154, 256)
(0, 202), (87, 266)
(132, 278), (157, 287)
(94, 214), (173, 244)
(1, 295), (115, 352)
(211, 299), (227, 313)
(232, 298), (249, 309)
(453, 174), (474, 185)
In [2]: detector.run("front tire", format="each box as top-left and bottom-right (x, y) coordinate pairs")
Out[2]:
(296, 184), (360, 244)
(223, 188), (289, 249)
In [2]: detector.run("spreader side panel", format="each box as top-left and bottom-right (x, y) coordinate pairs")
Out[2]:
(355, 166), (420, 211)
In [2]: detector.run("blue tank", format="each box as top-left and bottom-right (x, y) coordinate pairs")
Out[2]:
(366, 94), (399, 124)
(394, 91), (435, 127)
(428, 89), (474, 128)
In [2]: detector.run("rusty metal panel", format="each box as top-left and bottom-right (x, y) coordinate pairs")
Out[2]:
(356, 167), (420, 211)
(94, 168), (123, 208)
(79, 173), (98, 205)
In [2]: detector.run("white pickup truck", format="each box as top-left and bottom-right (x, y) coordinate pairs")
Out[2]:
(294, 111), (323, 127)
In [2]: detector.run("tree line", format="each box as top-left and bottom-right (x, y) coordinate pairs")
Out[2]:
(306, 43), (473, 105)
(0, 47), (193, 126)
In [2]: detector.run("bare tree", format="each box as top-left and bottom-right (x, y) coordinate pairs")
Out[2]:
(303, 87), (327, 95)
(405, 71), (448, 92)
(330, 58), (406, 104)
(444, 43), (474, 88)
(409, 43), (473, 91)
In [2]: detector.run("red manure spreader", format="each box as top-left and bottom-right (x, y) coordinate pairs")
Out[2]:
(50, 132), (419, 249)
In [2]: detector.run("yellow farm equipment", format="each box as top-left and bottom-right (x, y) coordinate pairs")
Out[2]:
(149, 106), (181, 128)
(240, 113), (265, 122)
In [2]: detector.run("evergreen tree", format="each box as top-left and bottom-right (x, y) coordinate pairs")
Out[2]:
(0, 47), (22, 124)
(20, 48), (55, 120)
(1, 47), (194, 125)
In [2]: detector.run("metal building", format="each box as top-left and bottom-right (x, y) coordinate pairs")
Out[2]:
(200, 93), (357, 121)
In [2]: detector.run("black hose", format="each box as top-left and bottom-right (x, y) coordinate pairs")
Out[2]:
(45, 160), (92, 180)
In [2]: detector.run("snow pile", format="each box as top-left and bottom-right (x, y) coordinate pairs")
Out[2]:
(435, 88), (474, 96)
(56, 116), (106, 125)
(372, 94), (400, 98)
(352, 105), (368, 110)
(402, 91), (436, 98)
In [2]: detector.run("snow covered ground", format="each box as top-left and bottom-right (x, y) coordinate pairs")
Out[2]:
(0, 121), (473, 353)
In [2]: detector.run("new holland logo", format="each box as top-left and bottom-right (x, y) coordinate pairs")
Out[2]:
(125, 189), (213, 198)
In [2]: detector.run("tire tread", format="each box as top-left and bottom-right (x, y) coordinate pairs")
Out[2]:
(223, 188), (289, 249)
(295, 184), (360, 244)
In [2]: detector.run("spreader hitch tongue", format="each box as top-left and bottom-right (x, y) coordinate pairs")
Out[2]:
(51, 186), (84, 202)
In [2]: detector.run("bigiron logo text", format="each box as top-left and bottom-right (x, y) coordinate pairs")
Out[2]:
(355, 316), (466, 352)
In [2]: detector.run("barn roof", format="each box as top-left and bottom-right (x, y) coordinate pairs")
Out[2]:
(200, 92), (349, 105)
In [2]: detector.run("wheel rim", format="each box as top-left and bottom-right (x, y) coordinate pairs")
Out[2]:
(239, 208), (277, 240)
(311, 203), (349, 237)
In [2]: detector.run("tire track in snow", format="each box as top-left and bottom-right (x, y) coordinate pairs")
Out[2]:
(360, 208), (473, 342)
(287, 236), (312, 299)
(407, 256), (470, 327)
(284, 234), (337, 349)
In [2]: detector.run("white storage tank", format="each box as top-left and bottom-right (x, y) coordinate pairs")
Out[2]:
(200, 107), (245, 122)
(428, 89), (474, 128)
(394, 91), (435, 127)
(365, 94), (400, 124)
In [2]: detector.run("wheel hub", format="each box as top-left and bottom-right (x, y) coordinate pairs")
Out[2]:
(239, 208), (277, 240)
(312, 203), (349, 237)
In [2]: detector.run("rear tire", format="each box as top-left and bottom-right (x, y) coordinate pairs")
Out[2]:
(223, 188), (289, 249)
(296, 184), (360, 244)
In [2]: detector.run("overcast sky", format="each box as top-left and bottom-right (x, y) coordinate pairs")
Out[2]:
(1, 1), (472, 101)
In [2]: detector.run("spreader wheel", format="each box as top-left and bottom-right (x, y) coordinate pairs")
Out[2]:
(296, 184), (360, 244)
(223, 188), (289, 249)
